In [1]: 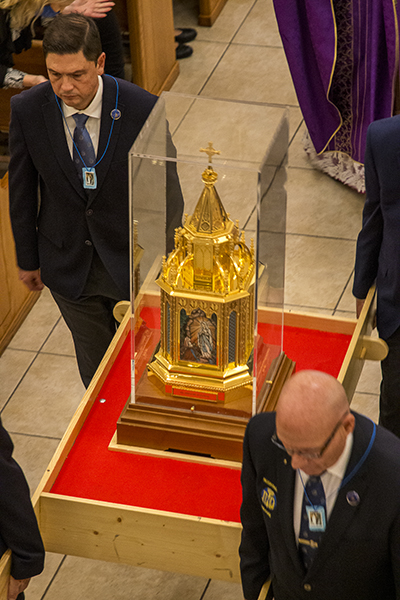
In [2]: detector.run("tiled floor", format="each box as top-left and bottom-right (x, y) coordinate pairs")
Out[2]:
(1, 0), (381, 598)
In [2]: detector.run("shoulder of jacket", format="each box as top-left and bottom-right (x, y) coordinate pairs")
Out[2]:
(11, 81), (51, 109)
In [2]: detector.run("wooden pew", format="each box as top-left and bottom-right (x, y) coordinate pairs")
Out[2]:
(199, 0), (229, 26)
(0, 174), (40, 355)
(0, 40), (47, 132)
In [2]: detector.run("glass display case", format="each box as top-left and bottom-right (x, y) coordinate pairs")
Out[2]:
(116, 92), (290, 460)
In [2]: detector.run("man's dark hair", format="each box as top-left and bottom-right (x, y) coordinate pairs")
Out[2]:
(43, 14), (102, 63)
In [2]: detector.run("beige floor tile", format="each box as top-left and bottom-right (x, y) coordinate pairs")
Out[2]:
(173, 0), (200, 28)
(43, 555), (208, 600)
(234, 0), (282, 47)
(288, 107), (303, 142)
(356, 357), (382, 396)
(1, 353), (84, 438)
(288, 121), (313, 170)
(196, 0), (259, 43)
(201, 44), (297, 105)
(10, 432), (61, 494)
(170, 40), (229, 96)
(41, 318), (75, 356)
(0, 348), (36, 409)
(285, 235), (355, 310)
(333, 310), (356, 319)
(283, 305), (334, 317)
(335, 272), (357, 313)
(26, 553), (65, 600)
(8, 288), (61, 352)
(350, 392), (379, 423)
(204, 579), (244, 599)
(172, 95), (286, 165)
(286, 168), (364, 240)
(165, 94), (198, 135)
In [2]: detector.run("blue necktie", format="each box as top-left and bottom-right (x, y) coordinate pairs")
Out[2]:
(299, 475), (326, 569)
(72, 113), (96, 179)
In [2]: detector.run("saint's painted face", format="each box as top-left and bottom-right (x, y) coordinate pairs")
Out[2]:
(46, 50), (105, 110)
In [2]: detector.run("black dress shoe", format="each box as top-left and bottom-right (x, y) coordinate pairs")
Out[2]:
(175, 28), (197, 44)
(176, 44), (193, 59)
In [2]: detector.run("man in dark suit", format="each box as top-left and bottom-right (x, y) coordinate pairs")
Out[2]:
(240, 370), (400, 600)
(8, 14), (183, 387)
(353, 116), (400, 438)
(0, 418), (44, 600)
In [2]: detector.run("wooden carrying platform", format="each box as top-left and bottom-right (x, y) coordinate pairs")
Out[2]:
(116, 325), (294, 461)
(0, 287), (384, 600)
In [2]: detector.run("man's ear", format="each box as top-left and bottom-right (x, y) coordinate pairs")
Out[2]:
(344, 413), (355, 434)
(97, 52), (106, 74)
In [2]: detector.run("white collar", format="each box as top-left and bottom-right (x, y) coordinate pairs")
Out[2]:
(325, 431), (353, 480)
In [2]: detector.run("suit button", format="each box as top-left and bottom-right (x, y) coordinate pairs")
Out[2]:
(304, 584), (312, 592)
(85, 240), (92, 246)
(86, 209), (93, 216)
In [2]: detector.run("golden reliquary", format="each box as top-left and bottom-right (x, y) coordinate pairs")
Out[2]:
(148, 143), (255, 403)
(116, 143), (293, 460)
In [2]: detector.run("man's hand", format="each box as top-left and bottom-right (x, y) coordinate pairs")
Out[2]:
(19, 269), (44, 292)
(61, 0), (115, 18)
(356, 298), (365, 318)
(8, 576), (30, 600)
(356, 297), (377, 328)
(22, 74), (47, 88)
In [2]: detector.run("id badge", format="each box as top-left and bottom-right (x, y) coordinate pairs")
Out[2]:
(83, 167), (97, 190)
(306, 505), (326, 532)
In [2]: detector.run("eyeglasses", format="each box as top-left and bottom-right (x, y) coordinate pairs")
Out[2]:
(271, 412), (349, 460)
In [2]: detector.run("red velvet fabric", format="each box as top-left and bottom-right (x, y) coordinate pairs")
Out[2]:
(50, 317), (352, 523)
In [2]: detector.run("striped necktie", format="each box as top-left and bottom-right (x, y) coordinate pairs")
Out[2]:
(299, 475), (326, 569)
(72, 113), (95, 179)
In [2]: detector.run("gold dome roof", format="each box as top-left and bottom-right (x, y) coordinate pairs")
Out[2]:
(159, 156), (255, 297)
(186, 167), (230, 236)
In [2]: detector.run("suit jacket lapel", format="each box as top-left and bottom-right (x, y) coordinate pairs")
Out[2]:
(42, 87), (87, 200)
(307, 415), (373, 576)
(277, 456), (306, 576)
(87, 74), (124, 205)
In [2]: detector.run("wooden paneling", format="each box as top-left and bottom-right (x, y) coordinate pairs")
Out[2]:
(125, 0), (179, 94)
(0, 175), (39, 355)
(198, 0), (229, 26)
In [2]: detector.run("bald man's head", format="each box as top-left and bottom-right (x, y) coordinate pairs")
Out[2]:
(275, 370), (354, 475)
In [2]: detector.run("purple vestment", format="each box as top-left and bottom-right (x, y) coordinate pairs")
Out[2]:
(273, 0), (400, 168)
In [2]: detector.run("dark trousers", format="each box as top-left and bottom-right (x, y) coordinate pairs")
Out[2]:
(51, 252), (127, 388)
(380, 325), (400, 438)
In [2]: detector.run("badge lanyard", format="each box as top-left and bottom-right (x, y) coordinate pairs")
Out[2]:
(299, 420), (376, 531)
(54, 74), (121, 189)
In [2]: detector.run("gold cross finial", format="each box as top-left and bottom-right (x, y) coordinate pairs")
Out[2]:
(200, 142), (220, 164)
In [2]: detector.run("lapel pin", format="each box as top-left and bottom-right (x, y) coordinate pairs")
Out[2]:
(111, 108), (121, 120)
(346, 491), (360, 506)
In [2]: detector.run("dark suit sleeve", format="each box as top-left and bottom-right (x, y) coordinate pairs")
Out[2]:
(390, 510), (400, 598)
(8, 95), (41, 272)
(165, 126), (184, 253)
(0, 419), (44, 580)
(353, 124), (383, 300)
(239, 423), (270, 600)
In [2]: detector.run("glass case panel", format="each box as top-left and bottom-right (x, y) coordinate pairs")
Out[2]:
(124, 93), (288, 455)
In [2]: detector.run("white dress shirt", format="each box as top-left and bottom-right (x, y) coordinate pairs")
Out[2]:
(62, 76), (103, 158)
(293, 432), (353, 542)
